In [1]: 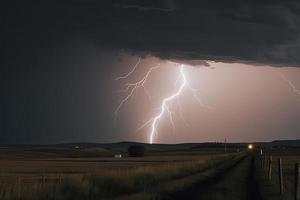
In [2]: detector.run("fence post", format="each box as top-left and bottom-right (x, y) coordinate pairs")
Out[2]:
(59, 173), (63, 184)
(17, 177), (21, 200)
(295, 163), (300, 200)
(261, 153), (264, 168)
(265, 154), (268, 172)
(43, 174), (46, 186)
(278, 158), (283, 195)
(59, 174), (61, 183)
(268, 156), (272, 180)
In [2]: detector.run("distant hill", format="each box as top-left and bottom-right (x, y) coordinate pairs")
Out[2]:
(1, 139), (300, 157)
(0, 142), (228, 153)
(268, 139), (300, 148)
(52, 142), (202, 152)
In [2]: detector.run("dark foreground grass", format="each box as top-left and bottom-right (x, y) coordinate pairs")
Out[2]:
(0, 153), (245, 200)
(255, 150), (300, 200)
(121, 153), (246, 200)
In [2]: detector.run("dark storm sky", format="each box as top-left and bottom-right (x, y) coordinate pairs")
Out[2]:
(1, 0), (300, 144)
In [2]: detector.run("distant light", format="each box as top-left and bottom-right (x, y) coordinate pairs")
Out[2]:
(114, 154), (122, 158)
(248, 144), (253, 150)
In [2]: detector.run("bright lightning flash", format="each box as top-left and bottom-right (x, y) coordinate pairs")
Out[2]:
(149, 65), (186, 144)
(114, 60), (213, 144)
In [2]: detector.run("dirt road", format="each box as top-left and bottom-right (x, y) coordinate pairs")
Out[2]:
(167, 155), (262, 200)
(196, 155), (261, 200)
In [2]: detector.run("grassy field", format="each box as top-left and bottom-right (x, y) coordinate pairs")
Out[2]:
(0, 144), (244, 200)
(256, 149), (300, 200)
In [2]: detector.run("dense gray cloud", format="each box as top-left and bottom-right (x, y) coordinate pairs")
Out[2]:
(3, 0), (300, 67)
(89, 0), (300, 67)
(109, 0), (300, 67)
(113, 0), (178, 11)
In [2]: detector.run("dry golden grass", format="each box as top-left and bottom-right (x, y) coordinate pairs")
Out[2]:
(0, 150), (239, 200)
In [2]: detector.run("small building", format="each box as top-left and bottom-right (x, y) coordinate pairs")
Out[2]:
(114, 154), (122, 158)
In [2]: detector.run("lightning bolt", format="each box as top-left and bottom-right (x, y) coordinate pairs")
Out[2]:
(278, 72), (300, 99)
(114, 59), (160, 121)
(149, 65), (187, 144)
(114, 58), (141, 81)
(115, 60), (214, 144)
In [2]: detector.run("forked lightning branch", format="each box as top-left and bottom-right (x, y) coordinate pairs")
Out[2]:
(114, 58), (213, 144)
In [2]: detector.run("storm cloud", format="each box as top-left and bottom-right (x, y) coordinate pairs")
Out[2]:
(108, 0), (300, 67)
(3, 0), (300, 67)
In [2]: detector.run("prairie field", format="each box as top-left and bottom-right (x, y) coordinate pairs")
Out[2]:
(2, 142), (300, 200)
(0, 144), (243, 200)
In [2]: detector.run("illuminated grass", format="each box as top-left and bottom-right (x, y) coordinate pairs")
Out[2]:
(0, 153), (245, 200)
